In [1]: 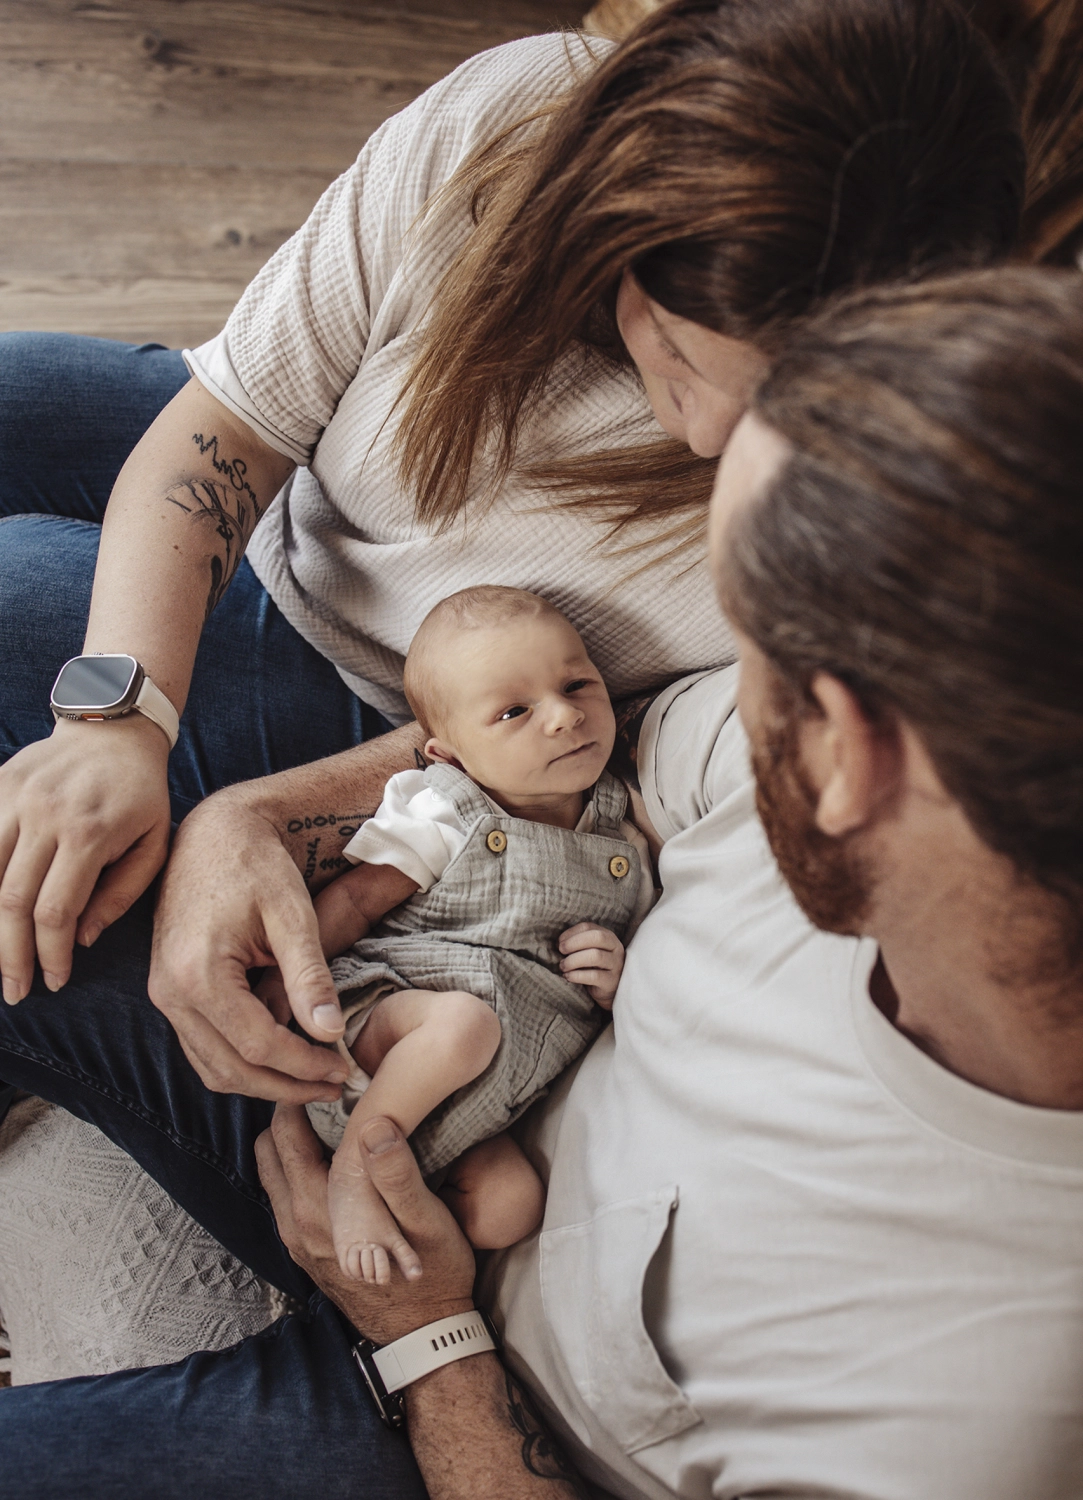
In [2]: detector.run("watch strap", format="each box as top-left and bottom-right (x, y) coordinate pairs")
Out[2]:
(134, 673), (180, 750)
(372, 1309), (497, 1393)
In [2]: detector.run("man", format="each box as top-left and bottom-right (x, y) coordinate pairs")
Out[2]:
(261, 264), (1083, 1499)
(3, 266), (1083, 1498)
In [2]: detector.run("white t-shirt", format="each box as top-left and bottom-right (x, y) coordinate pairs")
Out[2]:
(486, 666), (1083, 1500)
(184, 34), (734, 724)
(345, 768), (655, 933)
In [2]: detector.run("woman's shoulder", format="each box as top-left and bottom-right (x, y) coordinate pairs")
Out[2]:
(422, 31), (612, 127)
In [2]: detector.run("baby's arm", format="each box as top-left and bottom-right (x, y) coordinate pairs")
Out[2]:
(312, 860), (420, 959)
(558, 923), (625, 1008)
(256, 862), (418, 1024)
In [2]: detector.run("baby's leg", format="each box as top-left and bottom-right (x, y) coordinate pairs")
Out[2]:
(440, 1133), (545, 1249)
(328, 988), (501, 1284)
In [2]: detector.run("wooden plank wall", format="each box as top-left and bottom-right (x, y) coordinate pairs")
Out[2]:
(0, 0), (585, 348)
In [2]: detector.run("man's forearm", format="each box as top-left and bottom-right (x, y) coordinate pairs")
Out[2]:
(407, 1353), (592, 1500)
(227, 722), (427, 890)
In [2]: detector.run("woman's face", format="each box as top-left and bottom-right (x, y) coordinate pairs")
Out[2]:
(615, 268), (770, 458)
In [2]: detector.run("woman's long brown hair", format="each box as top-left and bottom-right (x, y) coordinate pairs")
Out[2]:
(397, 0), (1023, 546)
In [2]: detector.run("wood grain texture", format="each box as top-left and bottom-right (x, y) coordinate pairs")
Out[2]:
(0, 0), (586, 345)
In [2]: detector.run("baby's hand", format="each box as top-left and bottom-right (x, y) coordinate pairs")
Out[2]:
(558, 922), (625, 1008)
(254, 965), (291, 1025)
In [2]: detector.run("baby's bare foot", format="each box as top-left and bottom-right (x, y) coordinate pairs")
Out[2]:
(327, 1149), (423, 1285)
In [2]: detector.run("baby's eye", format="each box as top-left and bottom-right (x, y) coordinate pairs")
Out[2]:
(565, 679), (589, 694)
(500, 705), (528, 721)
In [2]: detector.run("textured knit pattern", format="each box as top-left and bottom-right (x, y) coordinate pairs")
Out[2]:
(185, 33), (735, 724)
(310, 767), (641, 1176)
(0, 1097), (289, 1385)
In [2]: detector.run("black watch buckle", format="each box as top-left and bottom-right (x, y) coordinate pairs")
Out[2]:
(352, 1339), (407, 1429)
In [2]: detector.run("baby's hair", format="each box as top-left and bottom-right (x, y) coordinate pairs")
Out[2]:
(404, 586), (566, 736)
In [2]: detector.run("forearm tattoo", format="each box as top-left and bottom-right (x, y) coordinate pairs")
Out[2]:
(608, 691), (657, 792)
(284, 810), (367, 888)
(504, 1370), (592, 1495)
(164, 432), (266, 619)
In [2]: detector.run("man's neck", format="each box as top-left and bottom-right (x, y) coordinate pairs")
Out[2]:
(872, 915), (1083, 1111)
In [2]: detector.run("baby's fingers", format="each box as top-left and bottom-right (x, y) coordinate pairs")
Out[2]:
(559, 923), (621, 957)
(561, 946), (615, 976)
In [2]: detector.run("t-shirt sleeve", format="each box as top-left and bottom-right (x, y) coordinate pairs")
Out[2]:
(183, 33), (608, 465)
(637, 665), (748, 842)
(343, 769), (467, 890)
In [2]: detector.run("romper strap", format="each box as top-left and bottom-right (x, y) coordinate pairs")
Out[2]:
(590, 770), (629, 835)
(422, 762), (496, 823)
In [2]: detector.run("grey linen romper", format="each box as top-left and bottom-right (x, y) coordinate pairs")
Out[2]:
(308, 764), (642, 1179)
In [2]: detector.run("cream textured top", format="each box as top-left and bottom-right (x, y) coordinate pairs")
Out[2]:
(184, 33), (735, 725)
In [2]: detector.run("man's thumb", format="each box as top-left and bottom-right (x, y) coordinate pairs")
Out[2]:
(269, 911), (344, 1041)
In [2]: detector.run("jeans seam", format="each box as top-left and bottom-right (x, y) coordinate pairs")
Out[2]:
(0, 1038), (269, 1208)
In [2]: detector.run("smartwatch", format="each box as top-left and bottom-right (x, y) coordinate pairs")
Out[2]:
(50, 654), (180, 750)
(352, 1309), (500, 1429)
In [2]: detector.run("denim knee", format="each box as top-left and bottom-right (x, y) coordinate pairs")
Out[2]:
(0, 513), (98, 759)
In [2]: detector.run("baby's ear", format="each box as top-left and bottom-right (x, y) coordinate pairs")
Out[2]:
(424, 736), (462, 769)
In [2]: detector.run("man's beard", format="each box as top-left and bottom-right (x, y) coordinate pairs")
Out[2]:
(749, 701), (873, 937)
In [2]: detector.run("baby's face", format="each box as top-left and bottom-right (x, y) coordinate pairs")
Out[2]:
(425, 614), (615, 804)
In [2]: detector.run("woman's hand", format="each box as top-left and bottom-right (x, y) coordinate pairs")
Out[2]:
(0, 714), (172, 1003)
(256, 1104), (476, 1344)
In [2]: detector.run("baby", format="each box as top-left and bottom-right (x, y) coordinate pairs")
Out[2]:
(274, 586), (652, 1284)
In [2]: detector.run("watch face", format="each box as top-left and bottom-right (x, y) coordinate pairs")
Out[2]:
(51, 654), (140, 712)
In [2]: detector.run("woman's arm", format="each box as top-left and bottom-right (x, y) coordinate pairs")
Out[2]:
(256, 1105), (592, 1500)
(0, 378), (294, 1007)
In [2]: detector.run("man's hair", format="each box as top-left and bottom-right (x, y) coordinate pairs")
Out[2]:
(404, 586), (565, 736)
(398, 0), (1023, 552)
(720, 265), (1083, 912)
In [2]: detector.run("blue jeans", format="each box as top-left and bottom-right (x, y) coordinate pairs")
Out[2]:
(0, 335), (427, 1498)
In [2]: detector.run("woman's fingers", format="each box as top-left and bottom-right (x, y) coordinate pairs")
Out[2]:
(0, 829), (58, 1003)
(0, 718), (172, 1001)
(76, 827), (171, 950)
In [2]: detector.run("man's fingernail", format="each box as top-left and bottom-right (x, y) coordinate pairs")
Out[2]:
(2, 976), (25, 1005)
(361, 1119), (399, 1155)
(81, 923), (103, 947)
(326, 1070), (348, 1085)
(43, 972), (63, 993)
(312, 1003), (343, 1032)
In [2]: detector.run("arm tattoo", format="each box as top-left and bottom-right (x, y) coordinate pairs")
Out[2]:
(504, 1369), (592, 1495)
(164, 432), (267, 619)
(285, 811), (366, 888)
(608, 692), (657, 793)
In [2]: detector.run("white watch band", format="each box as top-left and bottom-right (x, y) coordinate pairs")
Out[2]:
(371, 1310), (496, 1393)
(134, 673), (180, 750)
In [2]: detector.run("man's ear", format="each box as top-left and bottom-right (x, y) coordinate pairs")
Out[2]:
(424, 736), (464, 770)
(802, 673), (897, 837)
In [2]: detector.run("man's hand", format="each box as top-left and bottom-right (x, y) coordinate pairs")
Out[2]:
(149, 793), (350, 1104)
(0, 715), (172, 1005)
(257, 1105), (590, 1500)
(558, 922), (624, 1007)
(256, 1104), (475, 1344)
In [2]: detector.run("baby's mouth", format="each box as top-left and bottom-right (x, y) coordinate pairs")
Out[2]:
(551, 741), (595, 765)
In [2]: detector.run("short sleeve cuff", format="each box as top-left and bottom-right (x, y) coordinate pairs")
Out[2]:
(184, 336), (314, 466)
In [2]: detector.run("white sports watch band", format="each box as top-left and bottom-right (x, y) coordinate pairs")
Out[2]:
(132, 674), (180, 750)
(353, 1310), (498, 1428)
(373, 1310), (496, 1391)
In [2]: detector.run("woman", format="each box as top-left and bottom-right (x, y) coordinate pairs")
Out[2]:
(0, 0), (1026, 1492)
